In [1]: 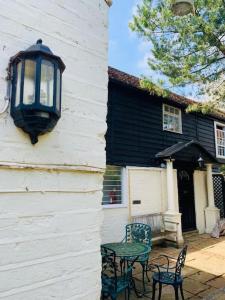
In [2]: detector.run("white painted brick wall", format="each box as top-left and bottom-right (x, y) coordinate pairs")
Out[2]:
(101, 208), (129, 243)
(0, 1), (108, 299)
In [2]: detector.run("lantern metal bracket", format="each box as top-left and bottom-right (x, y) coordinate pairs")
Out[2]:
(0, 63), (13, 115)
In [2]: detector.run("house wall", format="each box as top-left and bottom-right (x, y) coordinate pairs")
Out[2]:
(104, 80), (221, 239)
(102, 168), (208, 241)
(106, 81), (225, 167)
(102, 208), (129, 243)
(102, 167), (179, 243)
(0, 1), (108, 299)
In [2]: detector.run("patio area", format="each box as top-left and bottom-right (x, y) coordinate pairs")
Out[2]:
(118, 232), (225, 300)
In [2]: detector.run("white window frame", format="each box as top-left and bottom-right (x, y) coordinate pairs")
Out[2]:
(214, 121), (225, 159)
(163, 104), (182, 134)
(103, 167), (128, 209)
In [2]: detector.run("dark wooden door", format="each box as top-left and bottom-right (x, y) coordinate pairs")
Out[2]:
(177, 167), (196, 231)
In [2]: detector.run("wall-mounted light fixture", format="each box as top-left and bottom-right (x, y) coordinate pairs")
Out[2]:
(198, 155), (204, 169)
(160, 162), (166, 169)
(10, 39), (65, 144)
(171, 0), (194, 16)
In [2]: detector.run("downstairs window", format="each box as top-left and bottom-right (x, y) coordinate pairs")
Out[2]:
(102, 165), (123, 206)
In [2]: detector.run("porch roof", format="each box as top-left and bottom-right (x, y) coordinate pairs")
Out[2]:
(155, 140), (218, 163)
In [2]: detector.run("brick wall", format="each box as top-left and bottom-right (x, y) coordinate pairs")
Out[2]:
(0, 1), (108, 299)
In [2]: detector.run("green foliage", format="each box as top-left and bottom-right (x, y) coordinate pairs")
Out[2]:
(219, 164), (225, 175)
(140, 77), (169, 97)
(130, 0), (225, 110)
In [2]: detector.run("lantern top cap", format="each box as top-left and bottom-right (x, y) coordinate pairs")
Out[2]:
(26, 39), (53, 55)
(10, 39), (66, 71)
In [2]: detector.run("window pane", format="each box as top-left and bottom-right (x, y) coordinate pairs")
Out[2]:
(56, 68), (61, 110)
(102, 165), (122, 205)
(169, 115), (174, 130)
(23, 60), (36, 105)
(163, 115), (168, 128)
(174, 108), (179, 115)
(169, 106), (174, 114)
(40, 60), (54, 107)
(15, 62), (22, 106)
(164, 105), (169, 112)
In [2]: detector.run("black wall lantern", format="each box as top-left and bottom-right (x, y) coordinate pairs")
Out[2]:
(198, 155), (204, 169)
(10, 39), (65, 144)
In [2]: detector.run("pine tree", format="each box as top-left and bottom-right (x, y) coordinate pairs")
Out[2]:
(130, 0), (225, 112)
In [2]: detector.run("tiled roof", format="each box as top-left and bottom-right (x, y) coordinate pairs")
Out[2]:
(108, 66), (225, 121)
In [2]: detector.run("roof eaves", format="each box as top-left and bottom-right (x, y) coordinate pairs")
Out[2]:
(108, 67), (225, 121)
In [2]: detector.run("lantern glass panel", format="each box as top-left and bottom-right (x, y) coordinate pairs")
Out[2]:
(15, 62), (22, 107)
(56, 68), (61, 110)
(23, 60), (36, 105)
(40, 60), (54, 107)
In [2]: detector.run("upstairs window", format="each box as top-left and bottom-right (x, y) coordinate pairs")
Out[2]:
(215, 122), (225, 158)
(102, 165), (123, 206)
(163, 104), (182, 133)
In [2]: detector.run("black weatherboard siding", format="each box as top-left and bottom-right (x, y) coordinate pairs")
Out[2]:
(106, 70), (225, 167)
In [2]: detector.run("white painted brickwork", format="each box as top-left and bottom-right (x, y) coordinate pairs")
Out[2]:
(0, 1), (108, 299)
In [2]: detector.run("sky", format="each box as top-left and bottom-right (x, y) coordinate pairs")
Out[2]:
(108, 0), (198, 99)
(109, 0), (148, 77)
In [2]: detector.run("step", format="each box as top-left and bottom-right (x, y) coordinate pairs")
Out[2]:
(183, 230), (199, 237)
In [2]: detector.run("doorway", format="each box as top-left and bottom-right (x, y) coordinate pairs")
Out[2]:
(176, 166), (196, 231)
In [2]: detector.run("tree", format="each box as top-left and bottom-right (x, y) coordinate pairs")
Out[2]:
(130, 0), (225, 112)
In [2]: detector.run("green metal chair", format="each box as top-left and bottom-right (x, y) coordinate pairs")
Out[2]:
(149, 245), (188, 300)
(101, 246), (133, 300)
(123, 223), (152, 292)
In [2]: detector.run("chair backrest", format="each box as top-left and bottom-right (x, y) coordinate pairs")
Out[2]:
(101, 246), (118, 293)
(101, 246), (133, 296)
(125, 223), (152, 247)
(175, 245), (188, 276)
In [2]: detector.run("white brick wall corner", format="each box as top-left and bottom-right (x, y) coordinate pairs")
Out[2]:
(0, 1), (108, 299)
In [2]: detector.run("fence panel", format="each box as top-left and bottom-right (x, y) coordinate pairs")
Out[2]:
(213, 174), (225, 218)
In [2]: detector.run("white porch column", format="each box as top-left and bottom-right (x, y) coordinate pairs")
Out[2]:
(166, 159), (176, 212)
(164, 159), (184, 246)
(205, 164), (220, 233)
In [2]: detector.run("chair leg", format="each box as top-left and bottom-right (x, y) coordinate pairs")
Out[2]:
(142, 264), (146, 292)
(152, 279), (157, 300)
(127, 286), (130, 300)
(146, 266), (151, 282)
(120, 259), (123, 274)
(180, 283), (185, 300)
(174, 286), (179, 300)
(158, 283), (162, 300)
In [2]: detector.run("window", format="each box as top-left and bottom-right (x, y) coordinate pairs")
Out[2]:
(163, 104), (182, 133)
(102, 165), (124, 206)
(215, 122), (225, 158)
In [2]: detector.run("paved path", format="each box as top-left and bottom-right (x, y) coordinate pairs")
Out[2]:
(117, 232), (225, 299)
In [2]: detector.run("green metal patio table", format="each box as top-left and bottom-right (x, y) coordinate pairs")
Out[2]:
(101, 242), (150, 297)
(102, 242), (150, 258)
